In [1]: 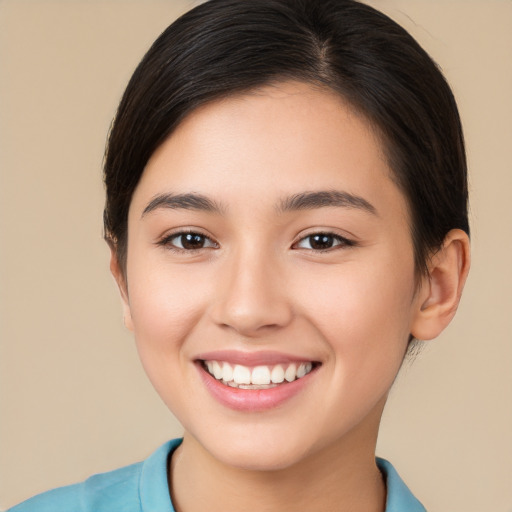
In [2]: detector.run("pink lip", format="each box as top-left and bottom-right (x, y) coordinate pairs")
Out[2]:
(195, 358), (319, 413)
(195, 349), (314, 367)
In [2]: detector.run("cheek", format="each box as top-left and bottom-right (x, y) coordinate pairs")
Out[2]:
(125, 255), (212, 376)
(292, 257), (415, 377)
(298, 258), (413, 331)
(295, 263), (414, 424)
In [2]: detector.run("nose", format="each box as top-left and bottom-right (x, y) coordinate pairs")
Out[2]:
(209, 247), (293, 337)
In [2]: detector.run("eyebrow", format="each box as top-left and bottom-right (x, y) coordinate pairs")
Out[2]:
(141, 189), (377, 218)
(141, 193), (225, 217)
(277, 190), (377, 215)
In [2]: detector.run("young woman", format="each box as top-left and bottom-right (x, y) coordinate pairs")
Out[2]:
(9, 0), (470, 510)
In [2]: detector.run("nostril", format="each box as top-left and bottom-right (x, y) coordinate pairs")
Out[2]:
(211, 300), (293, 336)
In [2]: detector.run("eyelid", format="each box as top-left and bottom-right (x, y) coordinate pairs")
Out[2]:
(155, 228), (356, 253)
(292, 231), (357, 251)
(156, 228), (219, 252)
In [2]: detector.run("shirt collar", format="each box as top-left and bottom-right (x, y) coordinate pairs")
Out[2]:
(139, 440), (426, 512)
(377, 457), (427, 512)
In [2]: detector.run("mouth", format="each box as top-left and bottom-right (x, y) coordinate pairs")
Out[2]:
(199, 360), (318, 390)
(195, 350), (321, 411)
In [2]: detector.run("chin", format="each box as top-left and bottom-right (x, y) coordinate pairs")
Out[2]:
(216, 443), (309, 472)
(189, 423), (321, 473)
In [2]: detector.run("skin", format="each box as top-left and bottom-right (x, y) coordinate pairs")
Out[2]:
(111, 81), (470, 512)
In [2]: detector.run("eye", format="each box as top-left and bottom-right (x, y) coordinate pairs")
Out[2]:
(159, 231), (218, 251)
(294, 232), (354, 251)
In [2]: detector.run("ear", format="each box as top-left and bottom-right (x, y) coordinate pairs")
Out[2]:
(411, 229), (470, 341)
(109, 246), (134, 331)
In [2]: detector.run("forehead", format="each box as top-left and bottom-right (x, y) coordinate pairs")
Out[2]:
(131, 81), (407, 223)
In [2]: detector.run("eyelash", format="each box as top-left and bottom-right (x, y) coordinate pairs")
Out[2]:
(292, 232), (356, 252)
(157, 230), (356, 254)
(157, 230), (218, 253)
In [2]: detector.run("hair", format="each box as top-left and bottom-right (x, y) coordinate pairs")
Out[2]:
(103, 0), (469, 277)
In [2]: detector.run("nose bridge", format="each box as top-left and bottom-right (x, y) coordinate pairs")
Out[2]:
(211, 241), (292, 336)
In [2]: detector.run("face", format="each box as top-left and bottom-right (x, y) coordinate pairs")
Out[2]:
(120, 81), (425, 471)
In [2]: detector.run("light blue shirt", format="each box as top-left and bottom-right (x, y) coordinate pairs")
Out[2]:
(9, 438), (426, 511)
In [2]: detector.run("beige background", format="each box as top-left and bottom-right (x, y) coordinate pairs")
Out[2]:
(1, 1), (511, 510)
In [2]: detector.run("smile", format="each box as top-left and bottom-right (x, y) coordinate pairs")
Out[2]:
(201, 360), (315, 389)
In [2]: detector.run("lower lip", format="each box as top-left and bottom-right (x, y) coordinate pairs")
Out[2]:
(197, 363), (317, 412)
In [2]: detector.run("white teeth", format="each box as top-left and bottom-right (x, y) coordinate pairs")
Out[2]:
(271, 364), (285, 384)
(284, 363), (297, 382)
(233, 365), (251, 385)
(297, 363), (307, 378)
(204, 360), (315, 387)
(222, 362), (233, 382)
(251, 366), (271, 385)
(212, 361), (223, 380)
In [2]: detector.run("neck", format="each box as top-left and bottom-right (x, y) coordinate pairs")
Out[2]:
(169, 407), (386, 512)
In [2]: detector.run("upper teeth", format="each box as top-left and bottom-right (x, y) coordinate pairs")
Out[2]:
(204, 361), (313, 387)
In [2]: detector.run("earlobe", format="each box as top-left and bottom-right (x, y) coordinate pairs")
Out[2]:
(109, 247), (134, 332)
(411, 229), (470, 341)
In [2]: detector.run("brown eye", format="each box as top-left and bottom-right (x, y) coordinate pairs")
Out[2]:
(163, 232), (217, 251)
(309, 234), (336, 250)
(180, 233), (207, 249)
(295, 233), (354, 251)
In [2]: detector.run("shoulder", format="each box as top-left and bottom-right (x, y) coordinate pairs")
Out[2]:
(377, 458), (427, 512)
(7, 439), (181, 512)
(7, 461), (143, 512)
